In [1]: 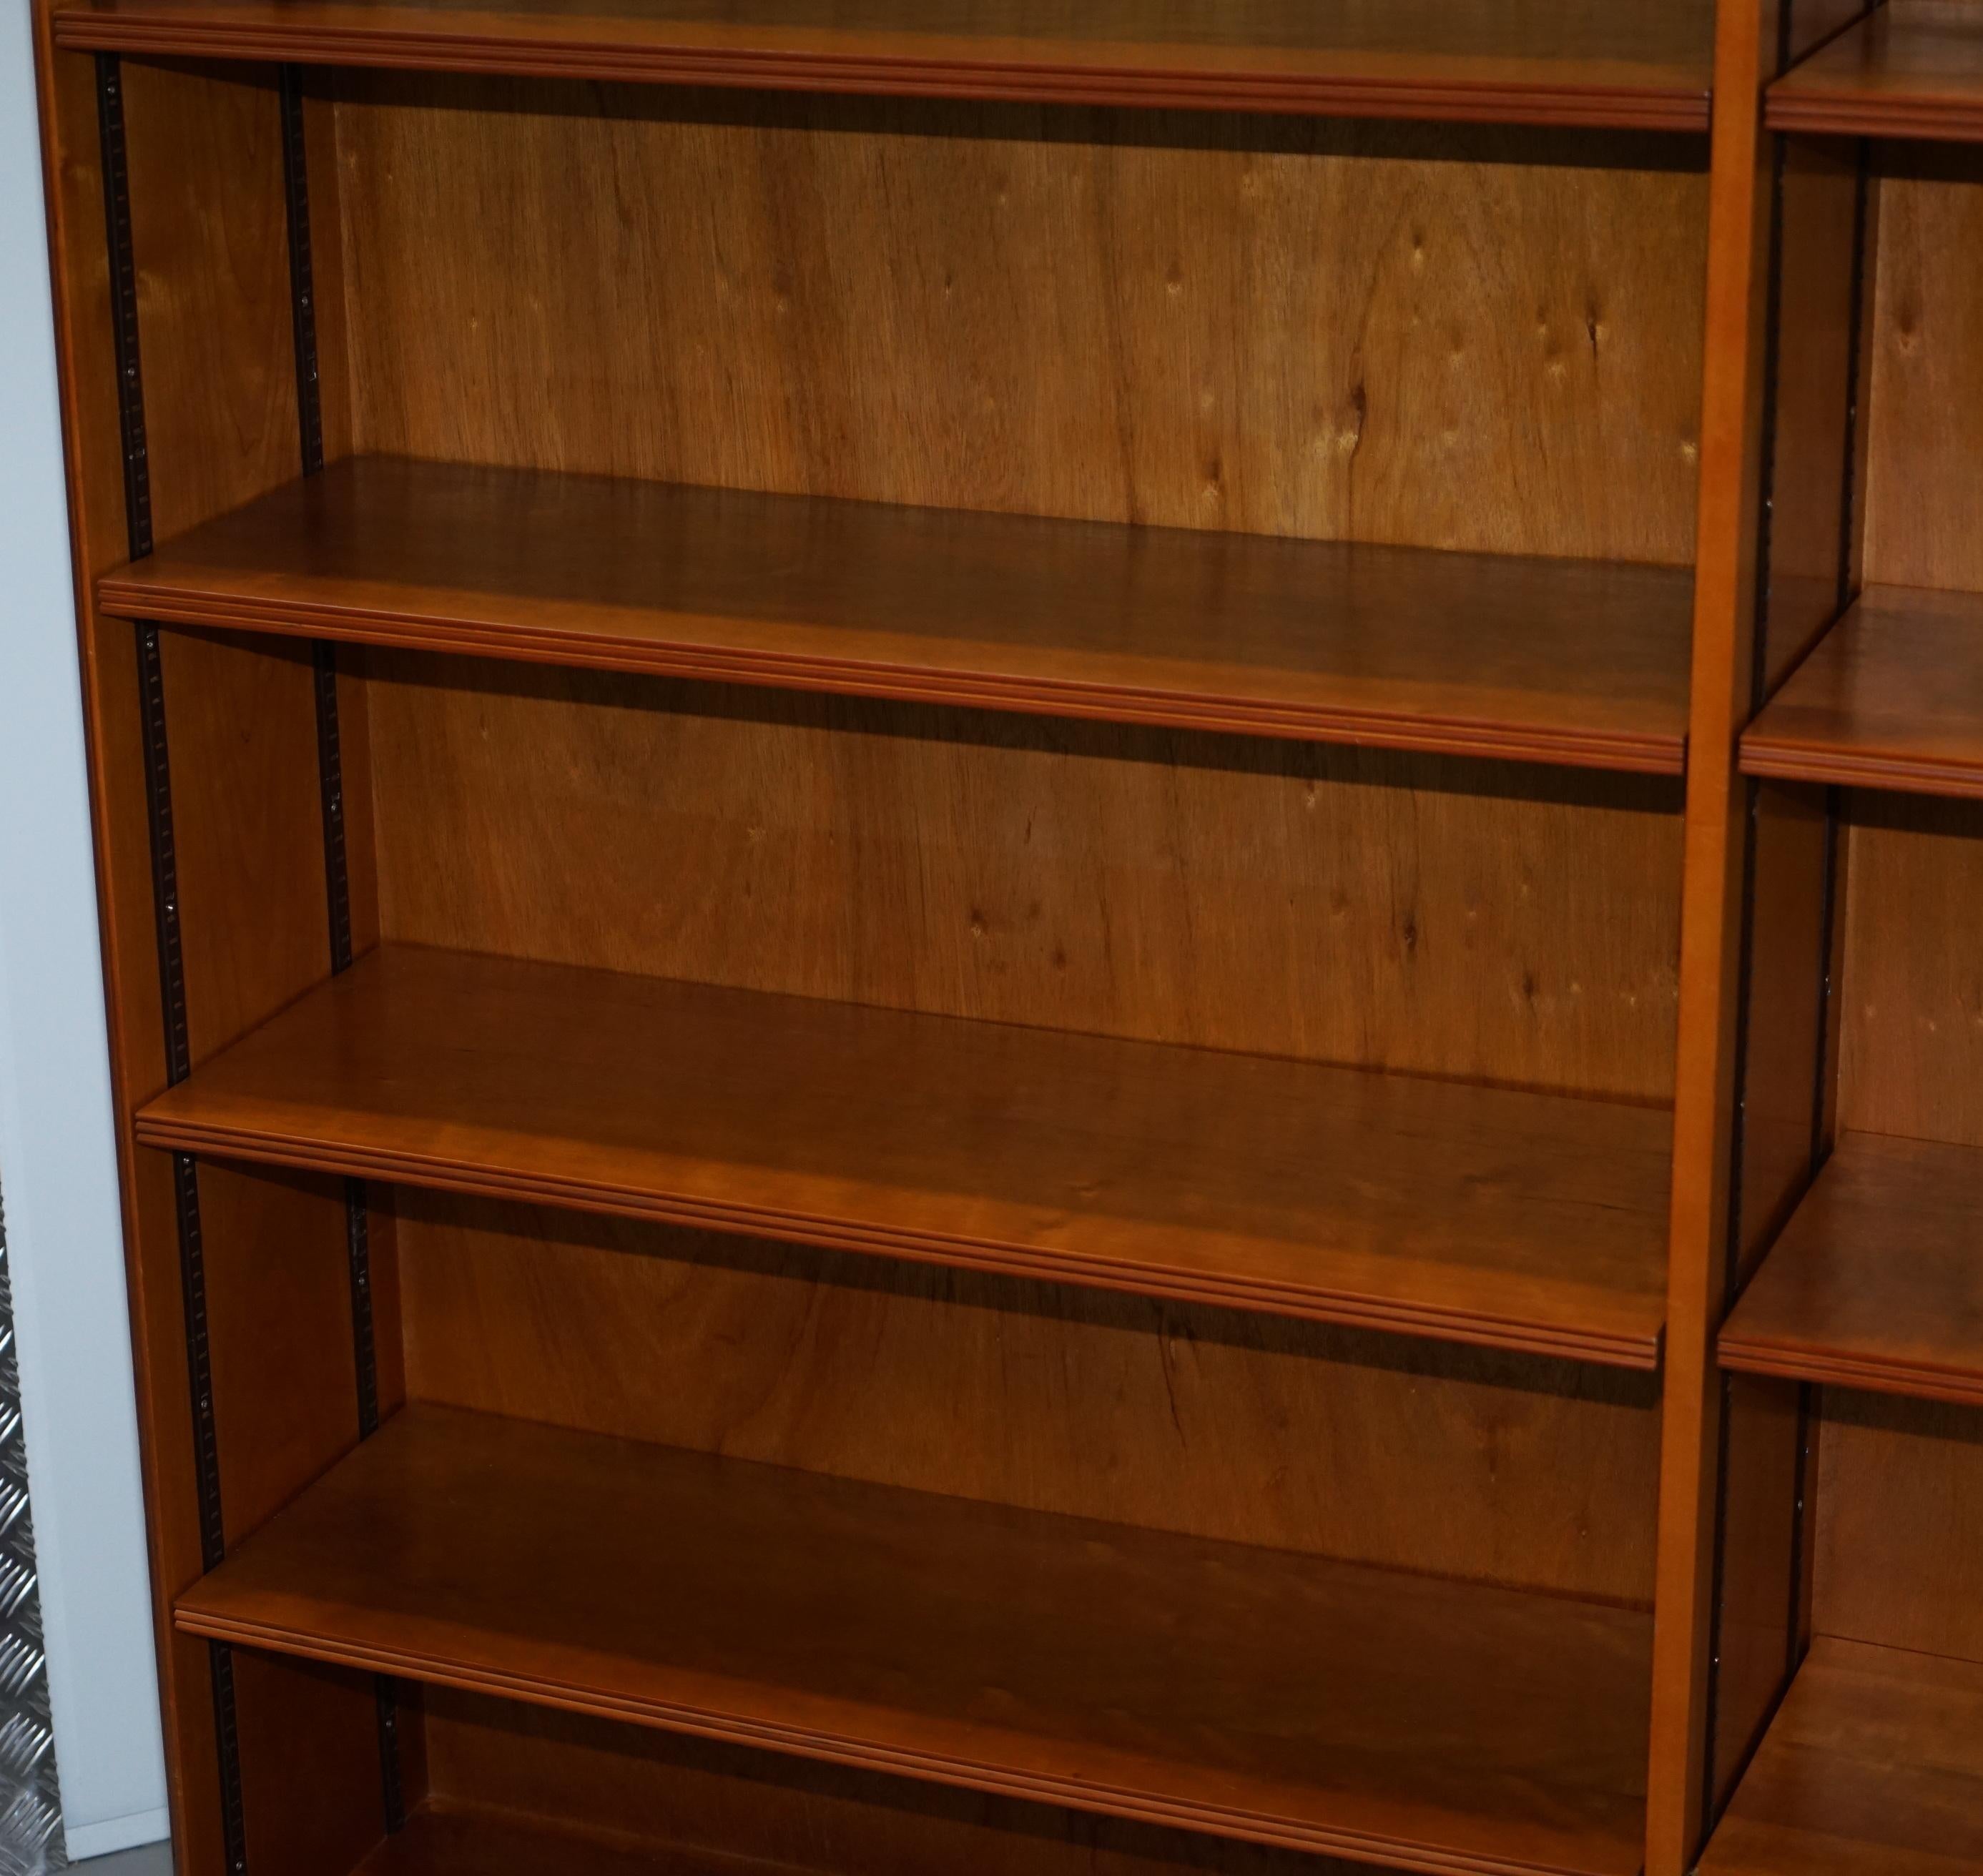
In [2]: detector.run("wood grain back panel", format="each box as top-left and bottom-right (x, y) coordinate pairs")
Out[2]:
(395, 1192), (1661, 1601)
(363, 654), (1685, 1100)
(1837, 789), (1983, 1145)
(330, 78), (1707, 561)
(420, 1690), (1382, 1876)
(1863, 141), (1983, 590)
(1814, 1390), (1983, 1665)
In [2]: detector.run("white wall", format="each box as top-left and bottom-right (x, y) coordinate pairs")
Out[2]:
(0, 2), (172, 1860)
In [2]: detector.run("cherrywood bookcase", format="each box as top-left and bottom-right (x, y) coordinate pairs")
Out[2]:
(28, 1), (1983, 1872)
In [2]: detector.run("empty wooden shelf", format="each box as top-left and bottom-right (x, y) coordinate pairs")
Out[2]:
(1741, 588), (1983, 799)
(1698, 1639), (1983, 1875)
(48, 0), (1716, 127)
(1719, 1134), (1983, 1408)
(178, 1404), (1654, 1876)
(1768, 3), (1983, 140)
(132, 944), (1673, 1366)
(96, 457), (1696, 774)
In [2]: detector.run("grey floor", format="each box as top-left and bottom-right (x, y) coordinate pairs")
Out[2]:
(73, 1846), (172, 1876)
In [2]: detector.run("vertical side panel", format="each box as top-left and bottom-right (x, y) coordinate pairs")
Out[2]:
(300, 70), (353, 468)
(159, 629), (328, 1065)
(1704, 782), (1835, 1813)
(37, 30), (385, 1875)
(1757, 139), (1861, 693)
(1703, 1374), (1803, 1814)
(197, 1165), (359, 1546)
(32, 15), (211, 1868)
(231, 1653), (385, 1876)
(118, 59), (297, 543)
(1660, 2), (1874, 1855)
(1647, 0), (1780, 1867)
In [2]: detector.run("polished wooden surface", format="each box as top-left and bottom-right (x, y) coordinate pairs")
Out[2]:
(1770, 3), (1983, 141)
(1839, 791), (1983, 1150)
(366, 661), (1685, 1103)
(179, 1404), (1655, 1876)
(421, 1689), (1394, 1876)
(1743, 588), (1983, 798)
(1816, 1391), (1983, 1669)
(1864, 149), (1983, 591)
(1721, 1133), (1983, 1408)
(335, 82), (1708, 568)
(137, 944), (1672, 1366)
(1644, 0), (1781, 1866)
(1698, 1637), (1983, 1874)
(100, 458), (1696, 773)
(27, 0), (1919, 1865)
(400, 1195), (1665, 1599)
(31, 34), (390, 1872)
(51, 0), (1714, 127)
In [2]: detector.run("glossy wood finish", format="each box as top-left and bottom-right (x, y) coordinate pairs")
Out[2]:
(1698, 1639), (1983, 1874)
(399, 1196), (1664, 1599)
(1838, 791), (1983, 1149)
(1722, 1133), (1983, 1407)
(419, 1690), (1390, 1876)
(50, 0), (1715, 128)
(30, 34), (390, 1872)
(1743, 589), (1983, 798)
(1815, 1391), (1983, 1667)
(365, 662), (1686, 1103)
(333, 83), (1709, 568)
(1863, 147), (1983, 592)
(31, 0), (1932, 1867)
(180, 1404), (1655, 1876)
(1643, 1), (1784, 1865)
(1770, 3), (1983, 142)
(136, 945), (1672, 1366)
(100, 458), (1697, 773)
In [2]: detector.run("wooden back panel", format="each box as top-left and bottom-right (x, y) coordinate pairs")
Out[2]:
(1838, 791), (1983, 1147)
(328, 77), (1708, 560)
(1863, 142), (1983, 592)
(363, 654), (1685, 1098)
(395, 1193), (1661, 1600)
(420, 1689), (1380, 1876)
(1815, 1391), (1983, 1666)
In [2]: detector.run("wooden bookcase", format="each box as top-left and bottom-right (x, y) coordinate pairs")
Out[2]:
(24, 1), (1982, 1872)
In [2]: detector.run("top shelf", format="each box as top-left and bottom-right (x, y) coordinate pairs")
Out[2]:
(50, 0), (1715, 129)
(1769, 4), (1983, 141)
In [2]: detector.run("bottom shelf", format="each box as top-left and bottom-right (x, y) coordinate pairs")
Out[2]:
(1699, 1637), (1983, 1874)
(179, 1405), (1650, 1876)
